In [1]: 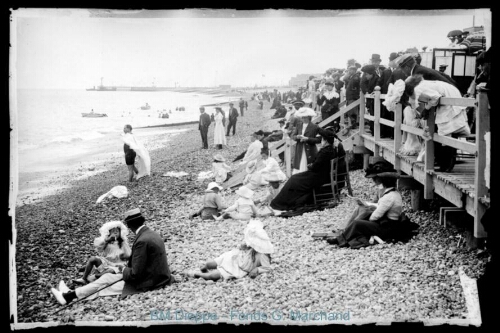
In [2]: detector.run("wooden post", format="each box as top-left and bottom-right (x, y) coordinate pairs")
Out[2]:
(473, 89), (489, 238)
(373, 87), (381, 158)
(424, 106), (435, 199)
(394, 103), (402, 172)
(359, 95), (369, 167)
(284, 136), (292, 177)
(411, 183), (426, 211)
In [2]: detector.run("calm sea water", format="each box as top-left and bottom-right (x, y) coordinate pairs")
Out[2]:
(16, 89), (239, 152)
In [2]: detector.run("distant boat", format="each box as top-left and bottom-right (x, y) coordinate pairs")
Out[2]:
(141, 104), (151, 110)
(82, 112), (108, 118)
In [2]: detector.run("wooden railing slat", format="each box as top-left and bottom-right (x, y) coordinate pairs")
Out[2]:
(439, 97), (476, 107)
(424, 107), (436, 199)
(433, 134), (477, 154)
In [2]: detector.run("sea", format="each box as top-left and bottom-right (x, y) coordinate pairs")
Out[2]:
(15, 89), (241, 175)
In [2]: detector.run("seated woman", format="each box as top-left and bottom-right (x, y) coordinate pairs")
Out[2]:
(215, 186), (259, 221)
(212, 154), (232, 183)
(327, 164), (403, 249)
(189, 182), (226, 220)
(243, 160), (268, 190)
(338, 161), (394, 231)
(270, 127), (345, 211)
(185, 219), (273, 281)
(233, 132), (264, 164)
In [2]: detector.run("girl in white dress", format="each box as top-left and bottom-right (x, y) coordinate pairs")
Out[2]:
(213, 108), (227, 149)
(399, 105), (425, 156)
(121, 124), (151, 182)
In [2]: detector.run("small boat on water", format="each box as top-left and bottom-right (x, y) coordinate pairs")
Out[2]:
(82, 112), (108, 118)
(141, 103), (151, 110)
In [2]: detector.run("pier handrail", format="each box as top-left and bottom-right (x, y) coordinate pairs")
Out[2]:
(358, 85), (490, 238)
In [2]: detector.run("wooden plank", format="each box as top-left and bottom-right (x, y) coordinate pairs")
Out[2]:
(374, 87), (381, 142)
(359, 95), (366, 137)
(364, 114), (374, 121)
(284, 137), (292, 177)
(317, 99), (360, 128)
(474, 90), (489, 238)
(379, 118), (395, 127)
(401, 124), (425, 137)
(394, 103), (402, 172)
(434, 179), (464, 207)
(440, 97), (476, 107)
(433, 134), (477, 154)
(424, 107), (436, 199)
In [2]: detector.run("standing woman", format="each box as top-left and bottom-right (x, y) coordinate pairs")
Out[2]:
(213, 107), (227, 150)
(121, 124), (151, 182)
(291, 107), (321, 175)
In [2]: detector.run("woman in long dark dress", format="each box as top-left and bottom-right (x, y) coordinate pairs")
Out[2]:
(291, 107), (321, 174)
(270, 127), (345, 211)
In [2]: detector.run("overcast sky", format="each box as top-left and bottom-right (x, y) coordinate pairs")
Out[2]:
(12, 9), (491, 89)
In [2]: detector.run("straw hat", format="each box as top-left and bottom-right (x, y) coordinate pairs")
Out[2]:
(213, 154), (226, 162)
(244, 219), (274, 254)
(291, 99), (305, 106)
(235, 186), (254, 199)
(205, 181), (223, 192)
(364, 161), (399, 178)
(266, 172), (284, 183)
(246, 160), (258, 174)
(295, 107), (316, 118)
(123, 208), (145, 226)
(98, 220), (129, 239)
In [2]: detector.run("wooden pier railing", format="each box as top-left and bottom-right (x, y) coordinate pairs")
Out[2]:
(271, 86), (490, 239)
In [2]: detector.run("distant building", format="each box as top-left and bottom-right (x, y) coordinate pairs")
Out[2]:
(289, 74), (322, 88)
(219, 85), (231, 89)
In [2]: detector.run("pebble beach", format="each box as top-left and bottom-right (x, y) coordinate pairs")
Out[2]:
(14, 97), (487, 325)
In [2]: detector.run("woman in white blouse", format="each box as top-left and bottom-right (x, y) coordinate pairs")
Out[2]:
(121, 124), (151, 182)
(327, 162), (403, 249)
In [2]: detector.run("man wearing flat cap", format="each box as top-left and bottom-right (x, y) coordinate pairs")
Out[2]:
(121, 208), (173, 298)
(226, 102), (239, 136)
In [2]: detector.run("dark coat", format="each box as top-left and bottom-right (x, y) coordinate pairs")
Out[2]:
(199, 112), (211, 130)
(389, 68), (408, 86)
(411, 64), (458, 88)
(121, 226), (173, 299)
(317, 94), (340, 119)
(291, 122), (321, 169)
(270, 143), (345, 210)
(361, 73), (379, 94)
(345, 72), (361, 101)
(228, 107), (239, 122)
(377, 68), (394, 94)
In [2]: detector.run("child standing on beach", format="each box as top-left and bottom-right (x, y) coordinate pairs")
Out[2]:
(72, 221), (131, 285)
(215, 186), (259, 221)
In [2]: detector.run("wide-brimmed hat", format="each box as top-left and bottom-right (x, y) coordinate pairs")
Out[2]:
(295, 107), (316, 118)
(205, 181), (223, 192)
(291, 99), (305, 106)
(371, 54), (382, 62)
(309, 75), (315, 80)
(98, 220), (129, 239)
(318, 127), (337, 144)
(324, 79), (334, 86)
(246, 160), (258, 174)
(266, 172), (283, 183)
(398, 54), (415, 68)
(361, 65), (376, 75)
(244, 219), (274, 254)
(348, 65), (357, 71)
(213, 154), (226, 162)
(236, 186), (254, 199)
(364, 161), (399, 178)
(439, 64), (448, 69)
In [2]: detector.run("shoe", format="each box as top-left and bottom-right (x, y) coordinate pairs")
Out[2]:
(326, 238), (339, 245)
(200, 265), (208, 273)
(50, 288), (67, 305)
(87, 275), (97, 282)
(71, 278), (87, 286)
(59, 280), (70, 293)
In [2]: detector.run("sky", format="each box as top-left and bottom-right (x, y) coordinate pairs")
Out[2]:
(12, 9), (491, 89)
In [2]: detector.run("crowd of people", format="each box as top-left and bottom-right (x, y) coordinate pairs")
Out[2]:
(49, 31), (490, 308)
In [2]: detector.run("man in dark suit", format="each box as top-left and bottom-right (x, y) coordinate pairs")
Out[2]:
(226, 102), (239, 136)
(121, 208), (173, 299)
(238, 98), (245, 117)
(50, 208), (173, 305)
(344, 66), (361, 129)
(199, 106), (211, 149)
